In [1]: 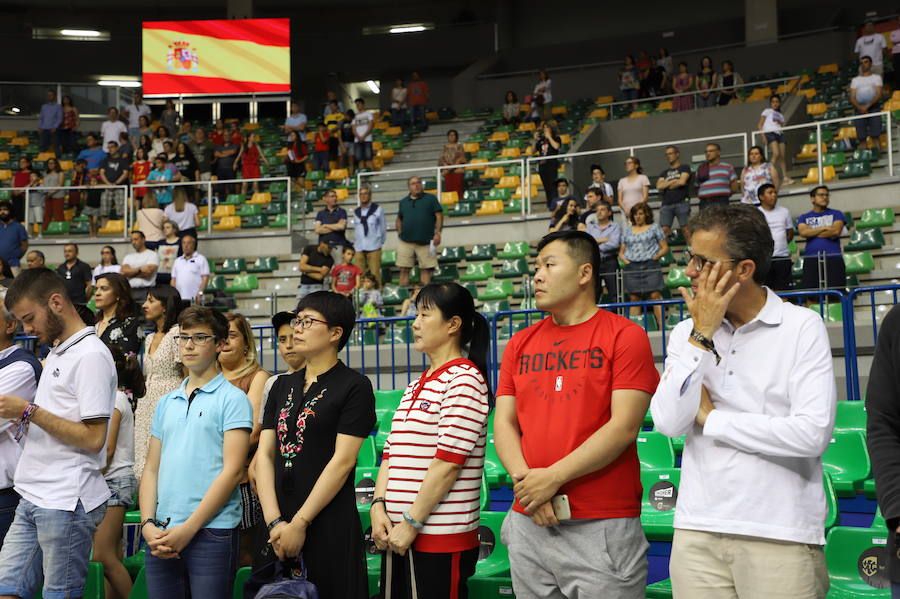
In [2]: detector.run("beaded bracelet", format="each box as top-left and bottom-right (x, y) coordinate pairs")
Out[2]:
(14, 403), (38, 441)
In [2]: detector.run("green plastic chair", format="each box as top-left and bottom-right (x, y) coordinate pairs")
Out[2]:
(658, 250), (675, 267)
(463, 190), (484, 203)
(665, 267), (690, 289)
(223, 193), (244, 205)
(460, 262), (494, 282)
(824, 526), (891, 596)
(478, 279), (514, 301)
(128, 568), (148, 599)
(433, 263), (459, 282)
(473, 511), (511, 579)
(232, 566), (252, 599)
(469, 244), (498, 261)
(865, 478), (877, 499)
(354, 465), (379, 509)
(629, 313), (659, 332)
(645, 578), (673, 599)
(667, 229), (687, 248)
(71, 220), (90, 235)
(267, 213), (288, 228)
(497, 241), (529, 259)
(381, 249), (397, 267)
(480, 300), (510, 315)
(640, 467), (681, 541)
(218, 258), (246, 274)
(381, 285), (409, 306)
(843, 252), (875, 275)
(246, 256), (278, 273)
(824, 472), (839, 533)
(357, 436), (377, 468)
(35, 562), (104, 599)
(483, 431), (509, 489)
(206, 275), (226, 292)
(123, 548), (145, 579)
(637, 431), (676, 469)
(44, 221), (70, 235)
(487, 188), (512, 201)
(808, 302), (844, 322)
(857, 208), (894, 229)
(823, 431), (872, 497)
(242, 214), (267, 228)
(262, 201), (285, 216)
(853, 148), (880, 162)
(839, 161), (874, 179)
(496, 258), (528, 279)
(373, 389), (404, 423)
(224, 274), (258, 293)
(503, 198), (522, 213)
(307, 170), (325, 181)
(822, 152), (846, 167)
(237, 204), (262, 217)
(835, 401), (867, 434)
(449, 202), (476, 217)
(268, 181), (287, 193)
(438, 246), (466, 263)
(374, 409), (394, 455)
(846, 228), (885, 251)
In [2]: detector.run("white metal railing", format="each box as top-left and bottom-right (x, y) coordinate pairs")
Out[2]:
(0, 183), (130, 239)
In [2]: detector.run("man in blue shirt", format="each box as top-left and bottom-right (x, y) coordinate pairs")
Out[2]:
(0, 202), (27, 273)
(580, 198), (621, 301)
(75, 135), (107, 171)
(352, 186), (387, 286)
(797, 185), (845, 293)
(37, 90), (62, 153)
(314, 189), (348, 265)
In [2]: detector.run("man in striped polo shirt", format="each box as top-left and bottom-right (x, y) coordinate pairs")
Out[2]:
(696, 143), (739, 210)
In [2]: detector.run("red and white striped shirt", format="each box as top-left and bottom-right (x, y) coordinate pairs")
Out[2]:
(383, 358), (489, 552)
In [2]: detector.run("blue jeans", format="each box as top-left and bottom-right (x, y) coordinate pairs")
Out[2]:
(0, 498), (106, 599)
(0, 489), (18, 549)
(297, 283), (325, 302)
(38, 129), (57, 152)
(145, 527), (238, 599)
(410, 104), (428, 131)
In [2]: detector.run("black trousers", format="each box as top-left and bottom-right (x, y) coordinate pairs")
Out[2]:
(598, 255), (620, 301)
(381, 547), (479, 599)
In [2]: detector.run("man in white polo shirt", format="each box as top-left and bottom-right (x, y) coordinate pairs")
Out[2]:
(0, 268), (117, 599)
(170, 233), (210, 303)
(121, 230), (159, 305)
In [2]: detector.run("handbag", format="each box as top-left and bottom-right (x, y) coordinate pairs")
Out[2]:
(252, 557), (319, 599)
(384, 549), (419, 599)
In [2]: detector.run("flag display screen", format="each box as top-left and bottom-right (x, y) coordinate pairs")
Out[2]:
(142, 18), (290, 96)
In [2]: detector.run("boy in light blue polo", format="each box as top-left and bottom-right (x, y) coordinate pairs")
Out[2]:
(139, 306), (252, 599)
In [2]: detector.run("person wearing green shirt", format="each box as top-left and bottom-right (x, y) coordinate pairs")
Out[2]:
(395, 176), (442, 286)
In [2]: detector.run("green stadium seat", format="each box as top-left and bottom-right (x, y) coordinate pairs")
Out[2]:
(70, 220), (89, 235)
(237, 204), (262, 217)
(206, 275), (226, 292)
(123, 548), (145, 579)
(637, 431), (676, 469)
(843, 252), (875, 275)
(449, 202), (475, 217)
(233, 567), (252, 599)
(497, 241), (530, 259)
(665, 267), (690, 289)
(857, 208), (894, 229)
(864, 478), (877, 500)
(483, 414), (508, 488)
(792, 257), (804, 280)
(224, 274), (258, 293)
(487, 188), (512, 201)
(478, 279), (514, 301)
(460, 262), (494, 282)
(823, 431), (871, 497)
(473, 511), (511, 579)
(44, 221), (70, 235)
(357, 436), (377, 468)
(824, 525), (891, 596)
(667, 228), (687, 247)
(375, 409), (394, 455)
(381, 249), (397, 266)
(433, 263), (459, 282)
(839, 161), (873, 179)
(439, 246), (466, 263)
(640, 468), (681, 541)
(469, 244), (498, 261)
(381, 285), (409, 306)
(645, 578), (673, 599)
(853, 148), (880, 162)
(354, 465), (379, 508)
(846, 228), (885, 251)
(480, 300), (510, 315)
(307, 170), (325, 181)
(834, 401), (867, 434)
(373, 389), (404, 423)
(242, 214), (267, 228)
(496, 258), (528, 279)
(824, 472), (839, 533)
(822, 152), (846, 167)
(218, 258), (246, 274)
(262, 201), (285, 216)
(246, 256), (278, 273)
(267, 213), (288, 228)
(629, 313), (659, 332)
(222, 193), (244, 205)
(808, 302), (844, 322)
(268, 181), (287, 193)
(658, 250), (675, 267)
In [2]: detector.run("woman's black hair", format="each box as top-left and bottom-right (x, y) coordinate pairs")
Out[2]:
(505, 90), (518, 104)
(102, 245), (118, 265)
(415, 283), (494, 407)
(0, 257), (13, 280)
(296, 290), (356, 350)
(147, 285), (184, 333)
(747, 144), (767, 164)
(108, 343), (146, 399)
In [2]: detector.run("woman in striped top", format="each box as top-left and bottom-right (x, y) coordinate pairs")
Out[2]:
(371, 282), (492, 598)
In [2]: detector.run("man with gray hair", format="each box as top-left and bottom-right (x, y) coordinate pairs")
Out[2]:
(651, 204), (835, 598)
(25, 251), (45, 270)
(396, 176), (442, 286)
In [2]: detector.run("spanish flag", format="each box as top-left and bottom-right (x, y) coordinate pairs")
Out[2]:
(142, 19), (291, 96)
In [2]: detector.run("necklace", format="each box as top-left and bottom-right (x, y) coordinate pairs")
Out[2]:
(276, 385), (326, 470)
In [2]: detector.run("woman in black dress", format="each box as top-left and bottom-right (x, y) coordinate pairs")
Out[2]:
(531, 121), (562, 211)
(93, 272), (143, 356)
(256, 291), (375, 598)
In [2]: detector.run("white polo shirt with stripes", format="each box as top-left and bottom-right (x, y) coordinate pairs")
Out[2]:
(383, 358), (489, 552)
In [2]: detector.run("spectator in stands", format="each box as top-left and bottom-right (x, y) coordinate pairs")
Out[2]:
(315, 189), (349, 265)
(619, 55), (641, 102)
(101, 107), (127, 152)
(371, 282), (490, 596)
(502, 90), (520, 126)
(189, 128), (214, 183)
(352, 98), (376, 171)
(312, 122), (331, 172)
(129, 148), (151, 208)
(149, 126), (172, 162)
(322, 90), (345, 116)
(656, 47), (673, 92)
(532, 122), (562, 210)
(161, 143), (177, 175)
(740, 145), (778, 206)
(358, 273), (382, 320)
(891, 21), (900, 88)
(227, 121), (242, 147)
(209, 119), (226, 146)
(636, 51), (653, 98)
(118, 132), (133, 162)
(851, 56), (884, 150)
(551, 178), (580, 211)
(140, 307), (250, 598)
(256, 292), (372, 597)
(160, 100), (180, 141)
(122, 90), (152, 144)
(93, 272), (143, 356)
(178, 121), (193, 144)
(170, 234), (209, 303)
(92, 245), (121, 286)
(533, 69), (553, 118)
(579, 199), (620, 300)
(57, 243), (92, 305)
(77, 134), (106, 171)
(0, 201), (28, 274)
(651, 204), (834, 598)
(137, 135), (153, 160)
(11, 156), (32, 222)
(696, 56), (718, 108)
(283, 101), (308, 137)
(407, 71), (430, 132)
(0, 260), (12, 288)
(134, 285), (183, 479)
(121, 231), (159, 305)
(352, 186), (386, 286)
(284, 130), (308, 193)
(41, 157), (65, 228)
(617, 156), (650, 221)
(24, 251), (45, 270)
(25, 172), (43, 233)
(237, 133), (269, 195)
(137, 116), (153, 143)
(579, 187), (603, 222)
(716, 60), (742, 106)
(59, 94), (79, 154)
(331, 247), (361, 297)
(797, 185), (845, 293)
(213, 136), (239, 196)
(400, 283), (420, 318)
(172, 142), (198, 188)
(856, 20), (888, 75)
(495, 230), (657, 598)
(390, 79), (408, 127)
(620, 202), (667, 325)
(585, 164), (614, 204)
(85, 169), (105, 236)
(549, 198), (580, 232)
(0, 269), (115, 599)
(397, 176), (442, 286)
(135, 193), (164, 250)
(37, 89), (62, 153)
(438, 129), (467, 198)
(758, 94), (793, 186)
(338, 109), (356, 174)
(657, 146), (692, 243)
(0, 286), (40, 551)
(100, 141), (129, 222)
(154, 221), (180, 285)
(696, 143), (738, 210)
(672, 62), (695, 111)
(297, 240), (334, 300)
(69, 158), (86, 215)
(756, 183), (793, 291)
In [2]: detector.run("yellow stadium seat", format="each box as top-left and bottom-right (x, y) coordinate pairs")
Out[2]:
(0, 170), (12, 181)
(475, 200), (504, 216)
(835, 127), (857, 141)
(776, 80), (797, 94)
(629, 111), (649, 119)
(374, 121), (389, 130)
(36, 152), (55, 161)
(595, 95), (615, 104)
(801, 166), (836, 184)
(817, 63), (838, 74)
(373, 157), (384, 169)
(372, 141), (383, 151)
(98, 220), (124, 234)
(512, 184), (539, 199)
(440, 191), (459, 206)
(242, 122), (260, 130)
(747, 88), (772, 101)
(376, 149), (394, 161)
(588, 108), (609, 119)
(463, 142), (480, 153)
(248, 192), (271, 205)
(10, 137), (27, 146)
(806, 103), (827, 116)
(326, 168), (349, 181)
(551, 106), (568, 115)
(795, 143), (825, 159)
(530, 173), (543, 185)
(426, 111), (438, 121)
(656, 100), (674, 111)
(499, 147), (521, 158)
(385, 126), (402, 136)
(335, 188), (349, 201)
(516, 122), (536, 132)
(797, 88), (817, 100)
(519, 103), (531, 113)
(198, 205), (210, 218)
(560, 134), (572, 144)
(305, 132), (316, 143)
(64, 208), (75, 221)
(59, 160), (73, 171)
(892, 90), (900, 102)
(224, 117), (239, 124)
(497, 175), (521, 189)
(0, 152), (10, 162)
(483, 167), (504, 179)
(488, 131), (510, 142)
(0, 131), (15, 139)
(466, 158), (489, 169)
(213, 215), (241, 231)
(212, 204), (236, 218)
(581, 124), (593, 134)
(277, 147), (289, 157)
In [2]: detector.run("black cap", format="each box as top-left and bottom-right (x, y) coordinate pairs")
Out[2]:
(271, 311), (295, 331)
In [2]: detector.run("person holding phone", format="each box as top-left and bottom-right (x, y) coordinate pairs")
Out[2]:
(494, 230), (659, 598)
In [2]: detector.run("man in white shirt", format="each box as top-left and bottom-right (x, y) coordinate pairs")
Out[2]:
(121, 231), (159, 304)
(855, 21), (888, 74)
(352, 98), (375, 170)
(756, 183), (794, 291)
(850, 56), (884, 149)
(100, 107), (128, 150)
(0, 288), (40, 551)
(651, 204), (835, 598)
(0, 268), (116, 598)
(122, 90), (152, 143)
(170, 234), (209, 302)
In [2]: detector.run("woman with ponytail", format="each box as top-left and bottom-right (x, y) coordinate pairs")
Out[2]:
(371, 282), (492, 598)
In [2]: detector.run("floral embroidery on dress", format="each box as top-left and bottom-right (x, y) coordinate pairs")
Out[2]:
(277, 386), (326, 469)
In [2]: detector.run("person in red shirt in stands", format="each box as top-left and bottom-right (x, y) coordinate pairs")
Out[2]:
(407, 71), (430, 133)
(209, 119), (226, 147)
(495, 229), (659, 598)
(11, 156), (32, 223)
(131, 147), (151, 207)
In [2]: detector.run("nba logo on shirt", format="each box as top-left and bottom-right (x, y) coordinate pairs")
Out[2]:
(555, 376), (563, 392)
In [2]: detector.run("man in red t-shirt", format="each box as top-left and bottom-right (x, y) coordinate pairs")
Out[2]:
(406, 71), (430, 132)
(495, 230), (659, 598)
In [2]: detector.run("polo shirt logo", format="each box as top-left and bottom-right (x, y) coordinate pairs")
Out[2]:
(52, 368), (60, 377)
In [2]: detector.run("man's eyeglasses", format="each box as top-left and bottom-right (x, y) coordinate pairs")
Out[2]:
(682, 250), (738, 271)
(291, 315), (329, 330)
(175, 333), (216, 345)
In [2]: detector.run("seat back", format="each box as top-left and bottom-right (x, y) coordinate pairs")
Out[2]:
(640, 467), (681, 541)
(824, 526), (890, 591)
(834, 401), (867, 434)
(636, 431), (676, 469)
(823, 431), (872, 492)
(475, 511), (511, 577)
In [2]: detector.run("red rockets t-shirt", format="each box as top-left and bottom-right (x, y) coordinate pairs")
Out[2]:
(497, 307), (660, 518)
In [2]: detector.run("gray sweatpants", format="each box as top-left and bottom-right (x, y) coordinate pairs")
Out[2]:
(501, 510), (648, 599)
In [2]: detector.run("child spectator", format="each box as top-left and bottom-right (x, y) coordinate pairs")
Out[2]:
(26, 171), (43, 233)
(235, 132), (269, 196)
(146, 157), (174, 206)
(313, 123), (330, 172)
(358, 272), (382, 319)
(331, 246), (362, 297)
(139, 306), (251, 598)
(132, 147), (152, 206)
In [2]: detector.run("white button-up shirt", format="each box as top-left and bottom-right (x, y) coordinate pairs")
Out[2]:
(15, 327), (117, 511)
(0, 345), (39, 490)
(650, 288), (836, 545)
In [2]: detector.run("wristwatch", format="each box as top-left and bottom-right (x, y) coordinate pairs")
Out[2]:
(402, 511), (424, 530)
(140, 517), (170, 530)
(690, 329), (721, 365)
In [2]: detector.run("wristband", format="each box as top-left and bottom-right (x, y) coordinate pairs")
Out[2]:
(266, 517), (284, 533)
(370, 497), (386, 509)
(141, 517), (170, 531)
(402, 511), (424, 530)
(13, 403), (38, 441)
